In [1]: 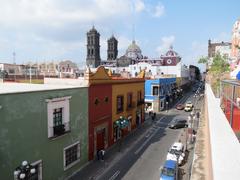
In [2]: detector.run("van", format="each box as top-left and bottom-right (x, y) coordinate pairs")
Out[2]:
(160, 160), (178, 180)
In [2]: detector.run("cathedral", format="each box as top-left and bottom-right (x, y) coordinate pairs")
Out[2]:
(86, 26), (144, 68)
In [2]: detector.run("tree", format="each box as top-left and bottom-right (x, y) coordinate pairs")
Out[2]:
(198, 52), (230, 96)
(198, 57), (208, 64)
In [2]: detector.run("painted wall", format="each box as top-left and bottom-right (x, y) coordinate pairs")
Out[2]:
(145, 78), (176, 100)
(112, 81), (145, 140)
(0, 88), (88, 180)
(88, 84), (112, 160)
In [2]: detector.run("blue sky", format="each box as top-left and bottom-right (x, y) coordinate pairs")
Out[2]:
(0, 0), (239, 71)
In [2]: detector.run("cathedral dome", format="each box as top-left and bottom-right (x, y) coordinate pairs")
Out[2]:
(125, 40), (143, 60)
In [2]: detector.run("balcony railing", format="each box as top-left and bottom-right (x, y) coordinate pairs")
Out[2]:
(137, 99), (145, 106)
(51, 122), (70, 138)
(127, 102), (136, 110)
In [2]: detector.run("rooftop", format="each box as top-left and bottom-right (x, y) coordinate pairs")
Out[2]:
(0, 82), (85, 95)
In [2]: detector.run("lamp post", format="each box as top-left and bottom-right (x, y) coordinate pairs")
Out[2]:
(116, 116), (129, 152)
(14, 161), (37, 180)
(188, 112), (195, 144)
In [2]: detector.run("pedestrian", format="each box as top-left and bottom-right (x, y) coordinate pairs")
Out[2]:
(97, 150), (100, 160)
(101, 149), (105, 161)
(149, 111), (152, 117)
(151, 114), (154, 122)
(153, 112), (156, 120)
(192, 130), (197, 143)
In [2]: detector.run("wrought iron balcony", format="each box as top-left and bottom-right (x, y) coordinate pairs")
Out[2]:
(53, 124), (66, 136)
(127, 102), (136, 110)
(137, 99), (145, 106)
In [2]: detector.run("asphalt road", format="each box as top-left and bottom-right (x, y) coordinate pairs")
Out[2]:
(97, 92), (196, 180)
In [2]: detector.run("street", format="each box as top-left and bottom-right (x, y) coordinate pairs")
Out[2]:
(98, 92), (202, 180)
(71, 91), (204, 180)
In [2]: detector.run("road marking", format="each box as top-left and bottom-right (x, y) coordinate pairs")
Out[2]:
(134, 117), (165, 155)
(109, 170), (120, 180)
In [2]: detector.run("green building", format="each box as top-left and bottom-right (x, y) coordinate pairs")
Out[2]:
(0, 83), (88, 180)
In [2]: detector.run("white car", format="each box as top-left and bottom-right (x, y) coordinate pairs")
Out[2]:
(166, 142), (185, 165)
(184, 101), (193, 112)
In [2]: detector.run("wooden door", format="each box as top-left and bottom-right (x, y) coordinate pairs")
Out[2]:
(96, 129), (105, 150)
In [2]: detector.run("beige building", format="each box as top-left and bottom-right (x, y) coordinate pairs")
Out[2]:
(231, 18), (240, 58)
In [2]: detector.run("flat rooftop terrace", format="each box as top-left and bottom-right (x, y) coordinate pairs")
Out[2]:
(0, 82), (86, 95)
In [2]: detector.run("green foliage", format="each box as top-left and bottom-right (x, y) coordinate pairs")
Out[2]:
(198, 53), (230, 97)
(209, 52), (230, 74)
(198, 57), (208, 64)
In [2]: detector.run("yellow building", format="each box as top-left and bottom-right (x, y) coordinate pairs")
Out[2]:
(111, 77), (145, 142)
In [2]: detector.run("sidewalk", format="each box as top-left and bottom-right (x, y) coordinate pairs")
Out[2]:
(69, 114), (157, 180)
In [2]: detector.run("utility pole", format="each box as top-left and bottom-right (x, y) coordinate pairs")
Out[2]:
(29, 64), (32, 84)
(13, 52), (16, 82)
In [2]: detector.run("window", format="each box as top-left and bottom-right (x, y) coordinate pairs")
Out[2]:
(104, 96), (109, 103)
(137, 91), (142, 101)
(64, 142), (80, 170)
(127, 93), (133, 109)
(46, 96), (71, 138)
(95, 98), (99, 105)
(117, 95), (124, 113)
(152, 86), (159, 96)
(31, 160), (43, 180)
(9, 68), (15, 74)
(137, 91), (143, 105)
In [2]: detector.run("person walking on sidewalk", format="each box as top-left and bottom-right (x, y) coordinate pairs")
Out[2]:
(100, 149), (105, 161)
(153, 112), (156, 120)
(97, 150), (101, 160)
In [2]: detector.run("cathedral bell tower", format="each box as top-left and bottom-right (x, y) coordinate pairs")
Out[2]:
(107, 35), (118, 60)
(86, 26), (101, 68)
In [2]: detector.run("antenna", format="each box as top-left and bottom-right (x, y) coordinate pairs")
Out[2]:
(13, 51), (16, 82)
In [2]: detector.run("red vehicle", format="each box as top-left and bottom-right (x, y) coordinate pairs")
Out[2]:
(176, 104), (184, 110)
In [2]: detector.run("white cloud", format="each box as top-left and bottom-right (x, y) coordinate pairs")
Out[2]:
(0, 0), (165, 64)
(156, 35), (175, 55)
(153, 2), (165, 17)
(134, 0), (145, 13)
(0, 0), (132, 28)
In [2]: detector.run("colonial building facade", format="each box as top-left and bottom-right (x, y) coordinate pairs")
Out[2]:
(145, 77), (177, 112)
(0, 83), (88, 180)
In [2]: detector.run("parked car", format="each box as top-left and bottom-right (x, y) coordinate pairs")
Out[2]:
(169, 119), (188, 129)
(160, 160), (178, 180)
(176, 104), (184, 110)
(166, 142), (185, 165)
(184, 102), (193, 112)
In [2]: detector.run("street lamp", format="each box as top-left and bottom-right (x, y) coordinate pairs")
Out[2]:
(114, 116), (129, 152)
(14, 161), (37, 180)
(188, 112), (195, 144)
